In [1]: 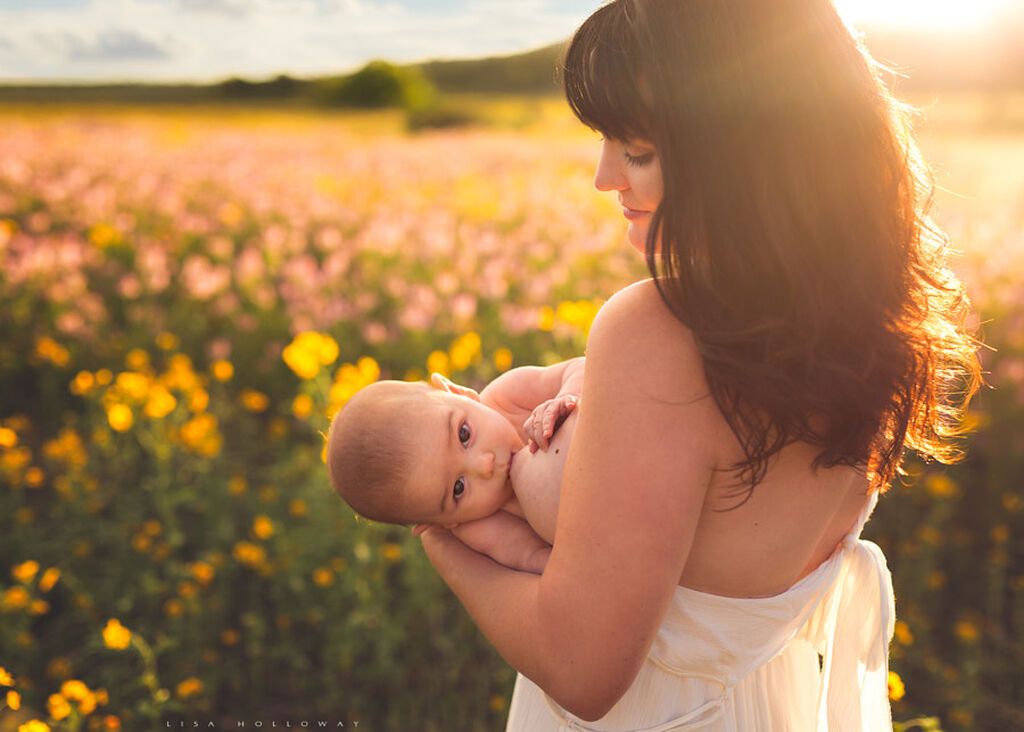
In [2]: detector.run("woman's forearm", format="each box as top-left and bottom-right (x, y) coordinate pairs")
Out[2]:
(417, 529), (580, 714)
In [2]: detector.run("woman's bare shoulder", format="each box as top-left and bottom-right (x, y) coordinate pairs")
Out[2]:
(591, 278), (707, 399)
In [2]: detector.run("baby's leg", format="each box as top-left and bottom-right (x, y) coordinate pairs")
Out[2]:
(451, 510), (551, 575)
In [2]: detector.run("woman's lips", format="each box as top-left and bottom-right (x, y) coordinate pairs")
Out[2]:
(623, 207), (649, 220)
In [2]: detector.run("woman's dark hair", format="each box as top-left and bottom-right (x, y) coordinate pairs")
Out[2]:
(561, 0), (983, 508)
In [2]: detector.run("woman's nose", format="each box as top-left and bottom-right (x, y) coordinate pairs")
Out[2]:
(594, 141), (626, 192)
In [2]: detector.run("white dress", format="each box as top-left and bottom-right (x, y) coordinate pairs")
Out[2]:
(505, 490), (895, 731)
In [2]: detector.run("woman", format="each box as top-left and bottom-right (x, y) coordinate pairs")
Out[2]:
(416, 0), (981, 729)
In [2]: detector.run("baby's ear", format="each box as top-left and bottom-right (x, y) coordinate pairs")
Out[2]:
(431, 373), (481, 402)
(430, 372), (454, 392)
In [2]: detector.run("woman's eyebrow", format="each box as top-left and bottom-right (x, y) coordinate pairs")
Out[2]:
(438, 408), (454, 514)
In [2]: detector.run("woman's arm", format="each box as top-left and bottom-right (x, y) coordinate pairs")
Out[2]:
(418, 279), (721, 721)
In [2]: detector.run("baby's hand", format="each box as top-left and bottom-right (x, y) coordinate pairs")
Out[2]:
(523, 394), (578, 453)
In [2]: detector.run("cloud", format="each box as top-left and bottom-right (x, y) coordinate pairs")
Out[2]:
(65, 28), (172, 61)
(176, 0), (250, 17)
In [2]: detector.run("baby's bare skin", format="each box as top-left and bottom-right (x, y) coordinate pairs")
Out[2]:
(502, 409), (578, 545)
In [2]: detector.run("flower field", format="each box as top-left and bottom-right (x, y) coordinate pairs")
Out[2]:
(0, 97), (1021, 731)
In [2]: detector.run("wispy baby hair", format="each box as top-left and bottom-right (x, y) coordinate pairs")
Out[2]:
(326, 380), (431, 525)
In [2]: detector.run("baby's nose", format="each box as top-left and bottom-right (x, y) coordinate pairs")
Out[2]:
(474, 451), (495, 479)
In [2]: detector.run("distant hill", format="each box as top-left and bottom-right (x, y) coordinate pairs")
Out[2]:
(0, 22), (1020, 105)
(413, 43), (564, 95)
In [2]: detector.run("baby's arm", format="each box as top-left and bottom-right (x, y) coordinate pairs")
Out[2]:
(449, 510), (551, 574)
(478, 356), (584, 444)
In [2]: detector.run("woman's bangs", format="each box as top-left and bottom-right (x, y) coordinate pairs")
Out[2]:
(561, 3), (651, 142)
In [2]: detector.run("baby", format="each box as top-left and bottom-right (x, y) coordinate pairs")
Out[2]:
(326, 357), (585, 574)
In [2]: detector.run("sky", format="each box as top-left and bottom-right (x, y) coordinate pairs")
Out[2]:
(0, 0), (1015, 84)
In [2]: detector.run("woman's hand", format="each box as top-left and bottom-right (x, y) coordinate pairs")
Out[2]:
(523, 394), (578, 453)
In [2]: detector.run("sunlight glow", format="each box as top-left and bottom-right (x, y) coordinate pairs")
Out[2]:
(834, 0), (1014, 30)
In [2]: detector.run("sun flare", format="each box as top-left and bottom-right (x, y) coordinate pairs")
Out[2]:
(835, 0), (1014, 30)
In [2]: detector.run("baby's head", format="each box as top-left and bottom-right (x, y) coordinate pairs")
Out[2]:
(326, 377), (522, 528)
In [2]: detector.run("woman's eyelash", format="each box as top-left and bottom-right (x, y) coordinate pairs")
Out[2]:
(625, 152), (653, 167)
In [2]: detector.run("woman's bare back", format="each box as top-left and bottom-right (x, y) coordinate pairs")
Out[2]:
(679, 434), (873, 599)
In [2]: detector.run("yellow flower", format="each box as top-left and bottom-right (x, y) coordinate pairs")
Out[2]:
(426, 350), (449, 377)
(176, 676), (204, 699)
(48, 693), (71, 720)
(357, 356), (380, 381)
(292, 394), (313, 419)
(282, 332), (339, 380)
(29, 599), (49, 615)
(178, 581), (198, 598)
(312, 568), (334, 587)
(887, 671), (905, 701)
(190, 561), (215, 586)
(240, 389), (269, 413)
(924, 474), (957, 499)
(0, 426), (17, 447)
(105, 404), (133, 432)
(232, 541), (266, 567)
(102, 715), (121, 730)
(490, 694), (506, 712)
(253, 515), (274, 540)
(2, 586), (30, 610)
(77, 691), (96, 715)
(144, 385), (177, 419)
(537, 305), (555, 332)
(60, 679), (89, 701)
(380, 543), (402, 562)
(493, 347), (513, 372)
(69, 371), (95, 396)
(7, 689), (20, 710)
(289, 498), (308, 517)
(179, 413), (221, 456)
(155, 332), (179, 351)
(115, 371), (150, 402)
(189, 388), (209, 413)
(0, 666), (14, 685)
(88, 222), (121, 249)
(102, 619), (132, 650)
(228, 475), (247, 495)
(18, 721), (50, 732)
(35, 336), (70, 367)
(220, 629), (240, 645)
(24, 467), (44, 488)
(13, 560), (39, 583)
(211, 359), (234, 382)
(95, 368), (113, 385)
(954, 619), (979, 642)
(164, 599), (183, 617)
(449, 331), (481, 371)
(46, 658), (71, 680)
(125, 348), (149, 371)
(894, 620), (914, 646)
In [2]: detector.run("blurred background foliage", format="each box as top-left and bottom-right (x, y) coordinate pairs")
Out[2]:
(0, 19), (1022, 732)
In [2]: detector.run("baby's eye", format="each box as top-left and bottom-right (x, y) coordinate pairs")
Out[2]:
(453, 477), (465, 500)
(458, 421), (471, 446)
